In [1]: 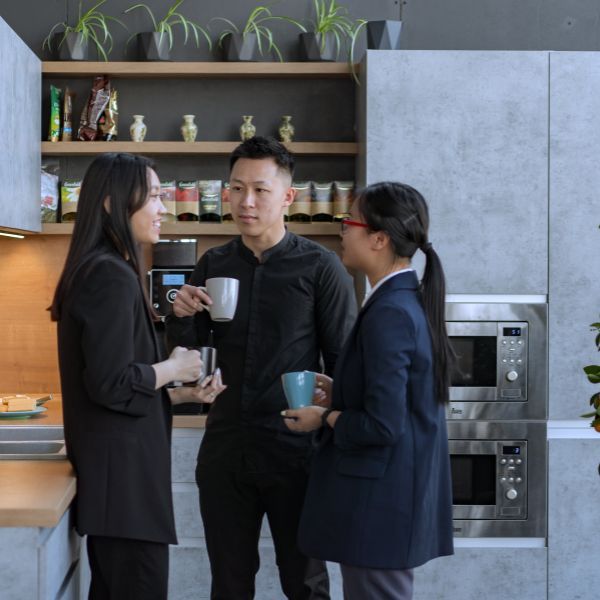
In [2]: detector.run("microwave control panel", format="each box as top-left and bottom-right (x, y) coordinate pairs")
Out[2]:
(496, 440), (527, 518)
(497, 322), (528, 400)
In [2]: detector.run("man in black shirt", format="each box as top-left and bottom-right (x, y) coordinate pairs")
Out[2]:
(166, 137), (356, 599)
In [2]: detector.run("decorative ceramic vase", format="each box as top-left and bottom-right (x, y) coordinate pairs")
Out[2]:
(278, 116), (295, 143)
(240, 115), (256, 141)
(129, 115), (147, 142)
(181, 115), (198, 142)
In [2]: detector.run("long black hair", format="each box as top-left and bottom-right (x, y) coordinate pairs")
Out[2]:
(50, 153), (156, 322)
(356, 181), (453, 404)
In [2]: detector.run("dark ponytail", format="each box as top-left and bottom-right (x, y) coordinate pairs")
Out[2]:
(356, 182), (453, 404)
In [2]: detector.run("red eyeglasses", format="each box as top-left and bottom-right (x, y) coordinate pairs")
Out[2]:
(340, 218), (369, 234)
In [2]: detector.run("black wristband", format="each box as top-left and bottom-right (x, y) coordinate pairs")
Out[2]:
(321, 408), (334, 428)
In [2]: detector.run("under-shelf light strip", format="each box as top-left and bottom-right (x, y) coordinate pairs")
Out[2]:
(0, 232), (25, 239)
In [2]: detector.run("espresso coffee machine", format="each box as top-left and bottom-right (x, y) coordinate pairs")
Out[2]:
(148, 240), (205, 415)
(149, 240), (197, 319)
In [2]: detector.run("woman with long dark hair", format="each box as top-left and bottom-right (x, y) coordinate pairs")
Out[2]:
(283, 181), (454, 600)
(50, 153), (225, 599)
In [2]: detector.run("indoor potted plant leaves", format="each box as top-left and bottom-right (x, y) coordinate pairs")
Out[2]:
(43, 0), (126, 61)
(124, 0), (211, 61)
(212, 5), (306, 62)
(581, 319), (600, 432)
(300, 0), (356, 62)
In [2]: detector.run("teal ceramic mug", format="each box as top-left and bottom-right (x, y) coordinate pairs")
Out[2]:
(281, 371), (316, 409)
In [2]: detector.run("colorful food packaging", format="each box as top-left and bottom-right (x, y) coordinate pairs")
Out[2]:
(48, 85), (62, 142)
(41, 164), (59, 223)
(176, 181), (199, 221)
(160, 180), (177, 223)
(289, 181), (313, 222)
(78, 76), (111, 141)
(221, 183), (232, 221)
(99, 88), (118, 141)
(61, 88), (75, 142)
(198, 180), (222, 222)
(333, 181), (354, 221)
(60, 180), (82, 222)
(312, 181), (333, 222)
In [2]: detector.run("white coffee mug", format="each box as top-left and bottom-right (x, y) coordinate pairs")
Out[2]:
(199, 277), (239, 322)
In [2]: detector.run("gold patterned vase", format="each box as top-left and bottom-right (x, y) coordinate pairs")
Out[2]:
(240, 115), (256, 141)
(181, 114), (198, 142)
(278, 115), (295, 143)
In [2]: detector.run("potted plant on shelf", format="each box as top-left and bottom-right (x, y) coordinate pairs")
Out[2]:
(299, 0), (359, 61)
(212, 5), (306, 62)
(581, 319), (600, 432)
(124, 0), (211, 61)
(43, 0), (126, 61)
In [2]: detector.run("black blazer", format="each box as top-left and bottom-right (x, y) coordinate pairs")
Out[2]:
(57, 252), (177, 544)
(298, 271), (454, 569)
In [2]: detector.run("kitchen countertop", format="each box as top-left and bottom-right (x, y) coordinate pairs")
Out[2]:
(0, 394), (204, 529)
(0, 394), (206, 429)
(0, 461), (76, 527)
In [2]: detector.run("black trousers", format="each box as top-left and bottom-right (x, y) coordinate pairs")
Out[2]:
(86, 535), (169, 600)
(197, 466), (330, 600)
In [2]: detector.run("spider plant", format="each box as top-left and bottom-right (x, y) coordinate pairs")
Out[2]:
(309, 0), (355, 59)
(124, 0), (211, 51)
(212, 5), (306, 61)
(43, 0), (126, 61)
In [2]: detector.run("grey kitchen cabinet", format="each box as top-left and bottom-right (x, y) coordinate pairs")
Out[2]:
(548, 52), (600, 419)
(413, 546), (547, 600)
(548, 437), (600, 600)
(0, 16), (40, 233)
(358, 50), (549, 295)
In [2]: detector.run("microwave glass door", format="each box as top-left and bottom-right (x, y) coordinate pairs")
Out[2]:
(450, 336), (497, 387)
(449, 440), (499, 519)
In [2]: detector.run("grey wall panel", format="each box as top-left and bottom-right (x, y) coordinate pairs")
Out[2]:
(360, 50), (548, 294)
(401, 0), (600, 51)
(0, 16), (40, 232)
(414, 547), (547, 600)
(549, 52), (600, 419)
(548, 438), (600, 600)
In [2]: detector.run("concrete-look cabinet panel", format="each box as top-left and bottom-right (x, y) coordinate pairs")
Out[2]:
(413, 547), (547, 599)
(359, 50), (548, 294)
(0, 509), (79, 600)
(548, 437), (600, 600)
(0, 16), (40, 232)
(549, 52), (600, 419)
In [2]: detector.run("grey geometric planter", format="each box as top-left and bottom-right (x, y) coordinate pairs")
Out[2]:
(137, 32), (171, 61)
(367, 20), (402, 50)
(222, 33), (258, 61)
(53, 32), (89, 61)
(299, 32), (337, 62)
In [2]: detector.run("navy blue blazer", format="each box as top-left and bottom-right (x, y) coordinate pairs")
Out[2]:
(298, 271), (454, 569)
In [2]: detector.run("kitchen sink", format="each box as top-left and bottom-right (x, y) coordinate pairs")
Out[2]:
(0, 427), (65, 459)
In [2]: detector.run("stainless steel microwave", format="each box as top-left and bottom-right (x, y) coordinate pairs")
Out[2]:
(445, 303), (547, 420)
(448, 421), (546, 538)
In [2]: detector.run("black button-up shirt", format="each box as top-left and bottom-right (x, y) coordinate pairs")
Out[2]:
(166, 231), (357, 472)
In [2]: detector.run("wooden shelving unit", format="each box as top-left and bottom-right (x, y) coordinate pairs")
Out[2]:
(40, 61), (352, 238)
(40, 222), (341, 236)
(41, 141), (357, 156)
(42, 61), (356, 79)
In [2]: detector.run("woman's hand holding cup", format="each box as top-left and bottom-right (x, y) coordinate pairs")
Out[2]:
(313, 374), (333, 407)
(169, 346), (203, 384)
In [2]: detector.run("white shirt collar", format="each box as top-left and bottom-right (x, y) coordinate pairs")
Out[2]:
(362, 268), (415, 307)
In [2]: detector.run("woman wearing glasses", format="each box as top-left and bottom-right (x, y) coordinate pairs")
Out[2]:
(283, 182), (454, 600)
(50, 153), (225, 599)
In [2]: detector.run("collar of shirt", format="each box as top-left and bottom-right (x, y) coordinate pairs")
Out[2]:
(237, 228), (293, 264)
(362, 268), (415, 307)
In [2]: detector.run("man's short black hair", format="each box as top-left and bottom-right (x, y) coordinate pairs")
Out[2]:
(229, 136), (295, 179)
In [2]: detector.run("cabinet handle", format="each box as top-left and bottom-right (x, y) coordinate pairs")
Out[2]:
(598, 463), (600, 477)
